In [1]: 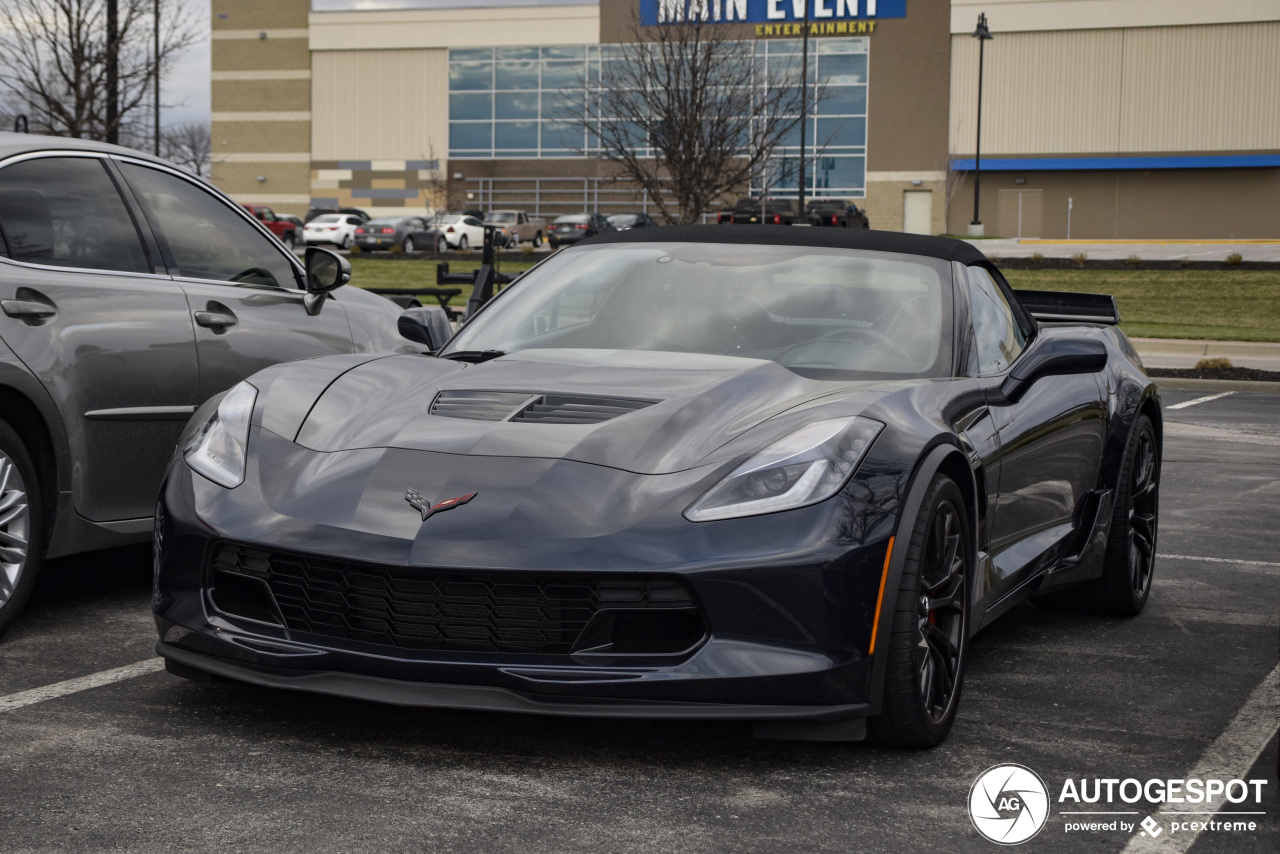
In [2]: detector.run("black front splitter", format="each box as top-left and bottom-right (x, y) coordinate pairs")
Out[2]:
(156, 642), (870, 740)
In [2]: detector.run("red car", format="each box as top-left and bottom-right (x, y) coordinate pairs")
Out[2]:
(243, 204), (299, 250)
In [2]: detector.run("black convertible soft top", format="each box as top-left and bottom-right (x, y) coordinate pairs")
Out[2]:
(583, 224), (990, 265)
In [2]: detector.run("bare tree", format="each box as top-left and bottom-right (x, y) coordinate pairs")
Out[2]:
(0, 0), (200, 142)
(161, 120), (210, 177)
(558, 15), (817, 225)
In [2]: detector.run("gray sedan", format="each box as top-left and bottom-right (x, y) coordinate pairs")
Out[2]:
(0, 133), (411, 636)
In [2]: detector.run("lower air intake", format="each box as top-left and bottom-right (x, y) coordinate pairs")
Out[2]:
(208, 543), (701, 655)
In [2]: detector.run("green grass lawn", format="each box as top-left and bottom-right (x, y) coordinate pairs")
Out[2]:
(999, 269), (1280, 342)
(350, 256), (1280, 342)
(349, 255), (540, 306)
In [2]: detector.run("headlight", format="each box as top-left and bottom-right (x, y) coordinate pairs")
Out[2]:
(184, 382), (258, 488)
(684, 417), (883, 522)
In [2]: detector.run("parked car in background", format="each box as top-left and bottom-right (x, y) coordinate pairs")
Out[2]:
(354, 216), (440, 253)
(304, 206), (369, 224)
(461, 208), (486, 222)
(806, 199), (870, 230)
(717, 197), (801, 225)
(549, 213), (615, 248)
(431, 213), (489, 251)
(0, 133), (410, 637)
(243, 205), (299, 249)
(279, 213), (306, 233)
(486, 210), (546, 247)
(607, 212), (660, 231)
(304, 213), (363, 249)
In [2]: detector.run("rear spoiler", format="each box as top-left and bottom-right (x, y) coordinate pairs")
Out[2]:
(1013, 290), (1121, 325)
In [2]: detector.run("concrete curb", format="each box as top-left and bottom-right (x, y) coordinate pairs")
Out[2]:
(1133, 338), (1280, 359)
(1153, 378), (1280, 393)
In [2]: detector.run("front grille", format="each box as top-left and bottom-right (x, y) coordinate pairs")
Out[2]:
(430, 390), (657, 424)
(209, 543), (698, 655)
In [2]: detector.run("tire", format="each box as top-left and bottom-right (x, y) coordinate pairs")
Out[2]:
(403, 237), (415, 254)
(437, 236), (448, 253)
(868, 474), (971, 748)
(340, 234), (352, 250)
(533, 231), (543, 248)
(283, 233), (296, 250)
(459, 235), (469, 251)
(1093, 414), (1160, 615)
(0, 418), (43, 639)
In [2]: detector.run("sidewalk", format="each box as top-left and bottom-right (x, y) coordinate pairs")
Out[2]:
(963, 238), (1280, 263)
(1132, 338), (1280, 372)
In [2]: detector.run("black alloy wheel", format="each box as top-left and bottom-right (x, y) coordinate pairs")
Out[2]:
(869, 474), (971, 748)
(1091, 413), (1159, 615)
(1126, 427), (1158, 597)
(915, 500), (968, 722)
(0, 417), (43, 639)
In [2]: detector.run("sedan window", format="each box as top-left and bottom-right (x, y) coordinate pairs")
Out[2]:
(0, 157), (150, 274)
(119, 163), (298, 289)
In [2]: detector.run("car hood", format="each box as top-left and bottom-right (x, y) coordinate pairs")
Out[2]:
(289, 349), (919, 475)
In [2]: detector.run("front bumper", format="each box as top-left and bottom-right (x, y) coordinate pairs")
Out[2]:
(154, 435), (900, 722)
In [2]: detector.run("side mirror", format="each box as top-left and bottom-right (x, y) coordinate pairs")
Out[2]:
(398, 305), (453, 351)
(997, 336), (1108, 403)
(303, 246), (351, 316)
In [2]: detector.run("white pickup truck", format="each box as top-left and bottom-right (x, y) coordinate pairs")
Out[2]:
(485, 210), (546, 247)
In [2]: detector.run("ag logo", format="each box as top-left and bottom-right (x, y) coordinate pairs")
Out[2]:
(969, 764), (1050, 845)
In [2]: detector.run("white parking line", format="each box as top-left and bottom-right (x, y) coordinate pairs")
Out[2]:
(0, 658), (164, 713)
(1167, 391), (1235, 410)
(1123, 662), (1279, 853)
(1161, 554), (1280, 569)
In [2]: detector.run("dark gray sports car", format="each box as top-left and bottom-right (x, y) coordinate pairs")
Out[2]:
(153, 227), (1161, 746)
(0, 133), (409, 637)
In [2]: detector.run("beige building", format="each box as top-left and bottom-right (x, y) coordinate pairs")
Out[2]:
(211, 0), (1280, 238)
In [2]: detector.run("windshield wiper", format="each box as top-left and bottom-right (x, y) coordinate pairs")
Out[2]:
(439, 349), (507, 364)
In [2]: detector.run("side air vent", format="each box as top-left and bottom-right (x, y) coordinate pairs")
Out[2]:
(513, 394), (656, 424)
(430, 390), (533, 421)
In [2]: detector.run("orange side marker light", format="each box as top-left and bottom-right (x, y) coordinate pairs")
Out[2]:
(868, 536), (895, 655)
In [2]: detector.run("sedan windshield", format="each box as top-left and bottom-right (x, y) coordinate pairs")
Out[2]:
(488, 212), (517, 223)
(443, 243), (952, 379)
(310, 215), (341, 224)
(364, 218), (404, 228)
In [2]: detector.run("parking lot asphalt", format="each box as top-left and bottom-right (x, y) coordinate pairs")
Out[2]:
(1, 390), (1276, 853)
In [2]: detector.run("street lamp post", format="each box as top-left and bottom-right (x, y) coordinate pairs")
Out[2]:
(796, 1), (811, 217)
(969, 13), (993, 237)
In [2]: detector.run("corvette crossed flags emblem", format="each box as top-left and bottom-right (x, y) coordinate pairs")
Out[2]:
(405, 489), (477, 521)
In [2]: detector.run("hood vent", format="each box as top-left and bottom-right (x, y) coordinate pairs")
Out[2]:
(513, 394), (656, 424)
(430, 390), (656, 424)
(430, 390), (535, 421)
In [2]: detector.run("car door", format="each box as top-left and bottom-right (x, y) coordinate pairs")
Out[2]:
(114, 160), (356, 402)
(966, 265), (1107, 598)
(0, 153), (199, 521)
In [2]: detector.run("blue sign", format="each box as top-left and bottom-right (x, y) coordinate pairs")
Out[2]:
(640, 0), (907, 26)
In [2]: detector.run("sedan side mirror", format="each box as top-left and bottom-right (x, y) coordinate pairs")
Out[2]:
(997, 335), (1108, 403)
(398, 305), (453, 351)
(304, 246), (351, 315)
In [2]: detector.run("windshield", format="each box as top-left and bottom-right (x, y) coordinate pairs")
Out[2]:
(311, 215), (341, 224)
(365, 218), (404, 228)
(488, 212), (517, 223)
(609, 215), (640, 226)
(554, 215), (590, 224)
(444, 243), (952, 379)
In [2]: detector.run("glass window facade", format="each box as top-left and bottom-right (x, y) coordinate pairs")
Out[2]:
(447, 38), (869, 197)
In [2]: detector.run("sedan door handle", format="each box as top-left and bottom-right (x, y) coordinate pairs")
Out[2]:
(1, 299), (56, 320)
(194, 310), (237, 330)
